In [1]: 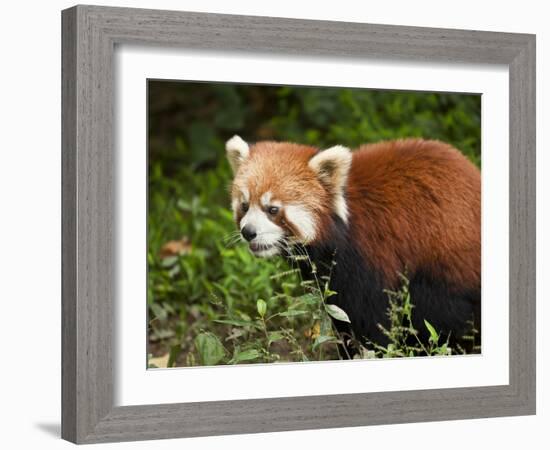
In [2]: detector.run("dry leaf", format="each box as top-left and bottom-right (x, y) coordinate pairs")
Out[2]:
(304, 321), (321, 340)
(159, 237), (191, 258)
(148, 353), (170, 368)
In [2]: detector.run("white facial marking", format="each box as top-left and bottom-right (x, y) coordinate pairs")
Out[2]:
(260, 191), (272, 207)
(285, 204), (317, 243)
(241, 187), (250, 203)
(239, 205), (284, 257)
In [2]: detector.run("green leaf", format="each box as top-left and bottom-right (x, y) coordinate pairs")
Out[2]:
(194, 332), (226, 366)
(312, 335), (338, 350)
(323, 282), (337, 298)
(325, 304), (351, 323)
(279, 310), (308, 317)
(267, 331), (285, 345)
(230, 349), (261, 364)
(424, 319), (439, 344)
(160, 256), (179, 268)
(168, 264), (180, 278)
(292, 293), (319, 306)
(256, 299), (267, 318)
(320, 314), (333, 335)
(149, 302), (167, 321)
(438, 344), (449, 356)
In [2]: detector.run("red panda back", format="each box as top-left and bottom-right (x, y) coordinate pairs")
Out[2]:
(347, 139), (481, 291)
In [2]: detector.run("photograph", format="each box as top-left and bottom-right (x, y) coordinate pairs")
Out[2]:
(146, 80), (482, 368)
(49, 2), (538, 446)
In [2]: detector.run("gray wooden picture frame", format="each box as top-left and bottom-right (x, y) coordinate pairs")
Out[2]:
(61, 4), (536, 444)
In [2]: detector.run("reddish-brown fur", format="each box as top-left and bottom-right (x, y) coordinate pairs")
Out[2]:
(347, 139), (480, 290)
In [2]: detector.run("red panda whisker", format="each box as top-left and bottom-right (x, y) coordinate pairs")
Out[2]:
(281, 245), (307, 286)
(223, 235), (241, 244)
(222, 230), (242, 237)
(222, 230), (246, 247)
(223, 238), (243, 249)
(255, 231), (280, 236)
(222, 236), (241, 245)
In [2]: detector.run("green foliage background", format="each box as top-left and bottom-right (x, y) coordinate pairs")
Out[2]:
(147, 81), (481, 367)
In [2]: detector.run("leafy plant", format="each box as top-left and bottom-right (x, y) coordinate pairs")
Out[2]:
(194, 332), (226, 366)
(366, 273), (452, 358)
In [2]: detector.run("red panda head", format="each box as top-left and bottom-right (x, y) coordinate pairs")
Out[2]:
(226, 135), (352, 257)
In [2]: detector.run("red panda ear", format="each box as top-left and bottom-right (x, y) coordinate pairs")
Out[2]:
(308, 145), (352, 223)
(226, 135), (250, 173)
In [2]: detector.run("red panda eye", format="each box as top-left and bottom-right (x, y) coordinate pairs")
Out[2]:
(268, 206), (279, 215)
(241, 202), (249, 212)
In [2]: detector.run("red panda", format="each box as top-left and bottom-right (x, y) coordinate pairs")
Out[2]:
(226, 135), (481, 353)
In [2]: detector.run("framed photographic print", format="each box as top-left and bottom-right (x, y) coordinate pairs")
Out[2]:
(61, 4), (536, 444)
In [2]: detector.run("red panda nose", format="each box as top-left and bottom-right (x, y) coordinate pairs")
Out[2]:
(241, 226), (257, 242)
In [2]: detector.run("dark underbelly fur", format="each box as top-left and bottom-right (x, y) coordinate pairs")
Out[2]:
(290, 216), (481, 357)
